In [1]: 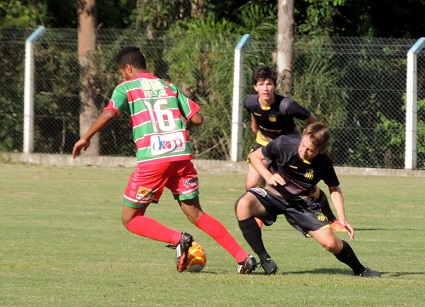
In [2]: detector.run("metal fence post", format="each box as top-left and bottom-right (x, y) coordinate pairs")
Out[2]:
(405, 37), (425, 169)
(23, 26), (46, 154)
(231, 34), (251, 162)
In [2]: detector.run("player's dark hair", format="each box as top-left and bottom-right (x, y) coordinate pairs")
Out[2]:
(252, 66), (278, 85)
(302, 122), (330, 151)
(115, 46), (147, 69)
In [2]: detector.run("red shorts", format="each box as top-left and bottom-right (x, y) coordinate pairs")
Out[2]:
(123, 160), (199, 208)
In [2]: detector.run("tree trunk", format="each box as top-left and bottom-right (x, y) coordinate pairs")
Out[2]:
(277, 0), (294, 96)
(77, 0), (99, 155)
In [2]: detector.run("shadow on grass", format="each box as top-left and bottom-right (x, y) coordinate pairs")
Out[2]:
(271, 267), (354, 276)
(355, 227), (417, 231)
(185, 268), (425, 277)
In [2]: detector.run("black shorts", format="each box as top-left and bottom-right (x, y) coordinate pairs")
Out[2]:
(248, 187), (330, 236)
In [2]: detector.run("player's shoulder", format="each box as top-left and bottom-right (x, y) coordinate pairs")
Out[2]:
(273, 133), (300, 147)
(244, 94), (259, 108)
(276, 95), (297, 108)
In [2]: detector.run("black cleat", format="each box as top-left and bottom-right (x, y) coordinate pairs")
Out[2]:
(260, 258), (278, 275)
(175, 232), (193, 272)
(237, 255), (257, 274)
(357, 268), (381, 278)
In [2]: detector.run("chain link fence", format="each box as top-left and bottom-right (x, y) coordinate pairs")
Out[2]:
(1, 29), (424, 169)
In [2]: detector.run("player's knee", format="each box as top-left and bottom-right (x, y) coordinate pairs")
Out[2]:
(321, 237), (341, 253)
(234, 193), (252, 217)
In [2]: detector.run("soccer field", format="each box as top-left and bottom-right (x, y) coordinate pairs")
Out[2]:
(1, 164), (424, 306)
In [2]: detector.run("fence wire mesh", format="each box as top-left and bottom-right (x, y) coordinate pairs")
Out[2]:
(1, 29), (424, 169)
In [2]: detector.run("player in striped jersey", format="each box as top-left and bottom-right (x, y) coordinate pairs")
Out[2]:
(72, 46), (256, 274)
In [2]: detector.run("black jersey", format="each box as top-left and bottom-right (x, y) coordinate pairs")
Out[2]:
(262, 134), (340, 199)
(244, 94), (312, 139)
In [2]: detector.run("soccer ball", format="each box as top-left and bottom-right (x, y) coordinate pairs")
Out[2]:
(186, 241), (207, 272)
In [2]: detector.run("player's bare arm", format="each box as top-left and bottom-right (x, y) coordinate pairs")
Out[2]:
(250, 114), (259, 133)
(248, 148), (285, 186)
(328, 185), (354, 240)
(186, 112), (204, 130)
(304, 113), (318, 125)
(72, 110), (116, 158)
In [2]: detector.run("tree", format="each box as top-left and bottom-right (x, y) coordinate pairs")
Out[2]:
(77, 0), (99, 155)
(277, 0), (294, 95)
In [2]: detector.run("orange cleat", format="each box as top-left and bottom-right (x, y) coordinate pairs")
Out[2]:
(330, 220), (347, 232)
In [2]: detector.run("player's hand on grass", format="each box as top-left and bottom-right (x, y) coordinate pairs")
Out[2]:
(72, 139), (90, 158)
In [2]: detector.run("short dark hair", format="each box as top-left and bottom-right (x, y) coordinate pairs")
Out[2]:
(114, 46), (147, 69)
(252, 66), (278, 85)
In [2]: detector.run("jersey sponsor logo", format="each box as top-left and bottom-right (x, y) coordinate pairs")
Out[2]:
(268, 114), (277, 122)
(136, 186), (158, 201)
(304, 169), (314, 180)
(150, 132), (186, 156)
(259, 125), (281, 133)
(251, 187), (267, 197)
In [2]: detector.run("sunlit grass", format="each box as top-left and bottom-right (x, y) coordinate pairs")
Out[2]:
(1, 164), (424, 306)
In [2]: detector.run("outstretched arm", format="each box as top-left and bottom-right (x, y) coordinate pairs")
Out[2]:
(72, 109), (116, 158)
(328, 186), (354, 240)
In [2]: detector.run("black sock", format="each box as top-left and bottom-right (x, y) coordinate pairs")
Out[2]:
(238, 216), (269, 260)
(317, 189), (337, 222)
(334, 240), (365, 275)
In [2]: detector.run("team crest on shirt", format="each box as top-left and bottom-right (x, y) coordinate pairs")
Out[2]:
(304, 169), (314, 180)
(141, 79), (163, 90)
(268, 114), (277, 122)
(136, 186), (158, 201)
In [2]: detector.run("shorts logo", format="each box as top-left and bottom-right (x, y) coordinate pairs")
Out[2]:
(315, 212), (327, 222)
(304, 169), (314, 180)
(136, 186), (157, 201)
(183, 177), (198, 188)
(252, 187), (267, 197)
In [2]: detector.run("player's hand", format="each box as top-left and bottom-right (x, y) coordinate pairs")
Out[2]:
(72, 139), (90, 158)
(340, 219), (354, 241)
(265, 173), (286, 186)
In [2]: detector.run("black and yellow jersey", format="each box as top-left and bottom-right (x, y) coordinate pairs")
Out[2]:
(244, 94), (312, 145)
(261, 134), (339, 198)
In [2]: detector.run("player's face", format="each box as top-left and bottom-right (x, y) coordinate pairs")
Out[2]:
(254, 79), (275, 103)
(298, 135), (321, 161)
(119, 68), (129, 81)
(118, 65), (133, 81)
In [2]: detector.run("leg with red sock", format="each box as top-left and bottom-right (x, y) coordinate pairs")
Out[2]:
(195, 213), (257, 273)
(126, 215), (193, 272)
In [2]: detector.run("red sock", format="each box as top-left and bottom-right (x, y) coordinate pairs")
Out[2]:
(127, 215), (182, 245)
(196, 213), (249, 263)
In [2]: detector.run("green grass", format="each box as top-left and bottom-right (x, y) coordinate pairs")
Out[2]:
(1, 164), (424, 306)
